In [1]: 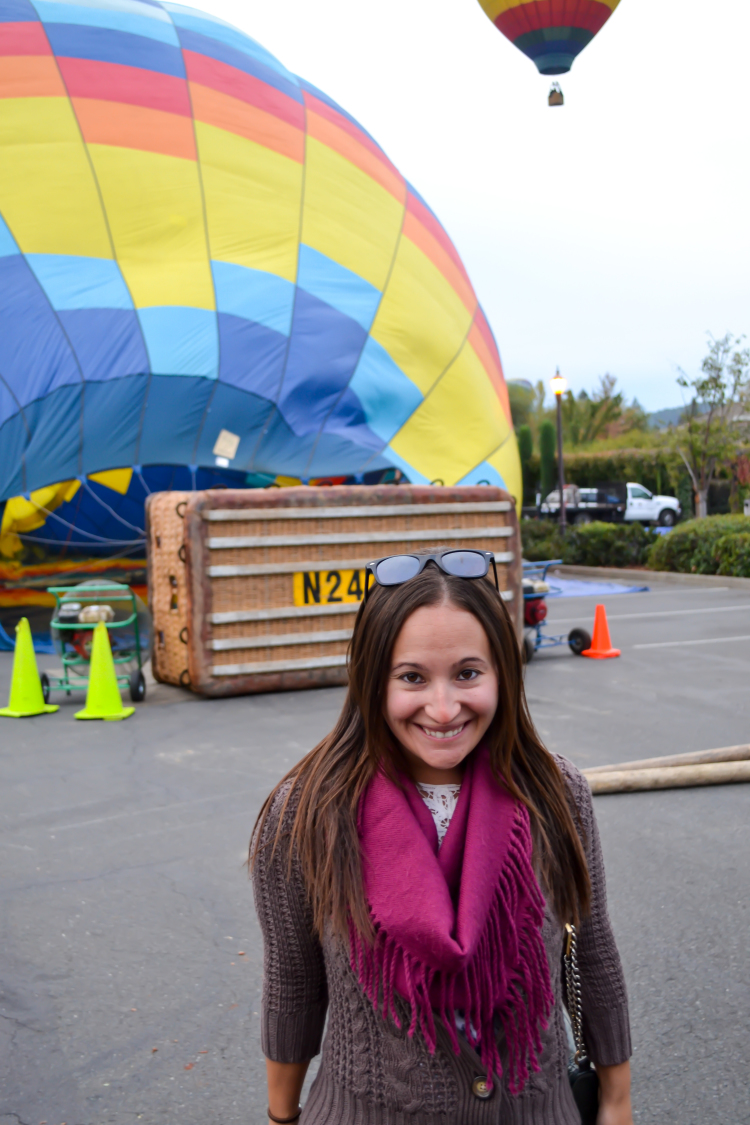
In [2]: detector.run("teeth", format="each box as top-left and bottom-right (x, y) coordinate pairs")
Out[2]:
(422, 724), (465, 739)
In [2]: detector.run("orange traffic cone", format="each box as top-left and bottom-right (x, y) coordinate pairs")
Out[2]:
(582, 604), (620, 659)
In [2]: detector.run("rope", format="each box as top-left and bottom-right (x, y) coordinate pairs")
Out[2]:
(18, 534), (145, 548)
(80, 479), (146, 534)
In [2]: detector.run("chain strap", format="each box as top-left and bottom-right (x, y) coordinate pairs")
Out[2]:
(563, 923), (588, 1065)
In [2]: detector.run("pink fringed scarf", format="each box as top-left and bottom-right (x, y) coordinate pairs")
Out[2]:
(351, 744), (553, 1094)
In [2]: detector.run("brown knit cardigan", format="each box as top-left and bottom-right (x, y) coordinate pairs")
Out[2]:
(252, 755), (632, 1124)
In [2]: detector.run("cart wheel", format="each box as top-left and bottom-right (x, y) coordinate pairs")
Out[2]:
(40, 673), (51, 704)
(129, 669), (146, 703)
(568, 628), (591, 656)
(522, 631), (536, 664)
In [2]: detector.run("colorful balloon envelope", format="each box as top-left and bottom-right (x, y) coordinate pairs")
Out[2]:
(0, 0), (520, 558)
(477, 0), (621, 75)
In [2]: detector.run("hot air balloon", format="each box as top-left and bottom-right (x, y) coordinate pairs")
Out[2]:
(477, 0), (621, 77)
(0, 0), (520, 569)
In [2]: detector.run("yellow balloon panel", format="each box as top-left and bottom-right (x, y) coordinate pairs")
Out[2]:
(197, 121), (303, 279)
(389, 337), (512, 485)
(302, 138), (404, 291)
(487, 441), (522, 507)
(89, 145), (214, 309)
(0, 99), (111, 257)
(371, 236), (473, 396)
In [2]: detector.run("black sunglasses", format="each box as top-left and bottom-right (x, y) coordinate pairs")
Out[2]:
(364, 549), (499, 601)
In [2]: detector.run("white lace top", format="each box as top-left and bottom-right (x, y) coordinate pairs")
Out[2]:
(416, 782), (462, 848)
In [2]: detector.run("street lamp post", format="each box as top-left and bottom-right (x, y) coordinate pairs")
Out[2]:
(550, 369), (567, 535)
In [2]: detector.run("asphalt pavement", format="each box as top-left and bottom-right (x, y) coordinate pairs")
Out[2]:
(0, 577), (748, 1125)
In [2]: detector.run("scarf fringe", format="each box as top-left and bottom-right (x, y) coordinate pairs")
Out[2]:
(350, 804), (554, 1095)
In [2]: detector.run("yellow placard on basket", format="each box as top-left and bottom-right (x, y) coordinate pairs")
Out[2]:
(293, 568), (366, 606)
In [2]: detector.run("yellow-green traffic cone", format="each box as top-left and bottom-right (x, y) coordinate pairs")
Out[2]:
(0, 617), (58, 718)
(75, 621), (134, 721)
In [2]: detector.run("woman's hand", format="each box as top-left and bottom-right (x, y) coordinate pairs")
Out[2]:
(597, 1100), (633, 1125)
(596, 1060), (633, 1125)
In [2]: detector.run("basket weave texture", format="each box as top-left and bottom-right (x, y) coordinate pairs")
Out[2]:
(149, 485), (521, 696)
(145, 492), (191, 687)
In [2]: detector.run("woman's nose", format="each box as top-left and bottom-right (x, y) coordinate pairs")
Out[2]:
(424, 682), (462, 724)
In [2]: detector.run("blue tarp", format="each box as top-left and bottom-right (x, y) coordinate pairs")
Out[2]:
(546, 577), (650, 598)
(0, 621), (55, 654)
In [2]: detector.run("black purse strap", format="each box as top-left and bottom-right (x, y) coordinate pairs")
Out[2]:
(563, 923), (589, 1065)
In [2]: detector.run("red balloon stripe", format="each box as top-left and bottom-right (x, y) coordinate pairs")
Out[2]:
(494, 0), (614, 39)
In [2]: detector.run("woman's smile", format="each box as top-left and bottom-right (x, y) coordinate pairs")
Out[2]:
(418, 722), (468, 740)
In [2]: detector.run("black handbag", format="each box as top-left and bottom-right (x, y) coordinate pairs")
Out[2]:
(563, 923), (600, 1125)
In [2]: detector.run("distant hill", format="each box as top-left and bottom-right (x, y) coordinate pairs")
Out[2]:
(648, 404), (709, 429)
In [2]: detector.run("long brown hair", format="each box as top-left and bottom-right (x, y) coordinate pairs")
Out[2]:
(251, 564), (590, 939)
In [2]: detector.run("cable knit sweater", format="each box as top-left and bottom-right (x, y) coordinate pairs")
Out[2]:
(252, 755), (631, 1125)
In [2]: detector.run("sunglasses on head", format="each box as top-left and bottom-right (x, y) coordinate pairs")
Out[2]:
(364, 549), (499, 601)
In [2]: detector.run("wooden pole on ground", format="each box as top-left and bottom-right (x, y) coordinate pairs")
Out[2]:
(584, 744), (750, 775)
(585, 760), (750, 794)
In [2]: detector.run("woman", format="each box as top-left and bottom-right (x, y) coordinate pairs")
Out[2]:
(252, 549), (633, 1125)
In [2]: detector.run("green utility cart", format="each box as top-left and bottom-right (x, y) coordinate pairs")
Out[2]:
(42, 580), (148, 704)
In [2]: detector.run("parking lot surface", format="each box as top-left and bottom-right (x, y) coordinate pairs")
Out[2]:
(1, 577), (749, 1125)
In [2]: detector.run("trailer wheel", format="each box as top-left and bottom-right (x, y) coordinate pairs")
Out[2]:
(129, 669), (146, 703)
(658, 509), (676, 527)
(40, 673), (51, 704)
(522, 632), (536, 664)
(568, 628), (591, 656)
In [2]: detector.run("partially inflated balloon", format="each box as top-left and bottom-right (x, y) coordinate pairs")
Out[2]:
(0, 0), (520, 559)
(477, 0), (621, 75)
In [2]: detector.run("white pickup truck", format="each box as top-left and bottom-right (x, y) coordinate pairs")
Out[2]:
(540, 482), (682, 527)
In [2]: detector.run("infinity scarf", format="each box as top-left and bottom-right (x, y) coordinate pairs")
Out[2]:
(351, 744), (553, 1093)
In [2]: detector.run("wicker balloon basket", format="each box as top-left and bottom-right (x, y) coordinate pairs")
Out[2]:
(146, 485), (522, 697)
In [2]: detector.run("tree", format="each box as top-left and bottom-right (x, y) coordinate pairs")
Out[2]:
(539, 420), (556, 500)
(517, 424), (533, 503)
(560, 375), (647, 446)
(670, 333), (750, 518)
(531, 380), (549, 435)
(507, 381), (535, 430)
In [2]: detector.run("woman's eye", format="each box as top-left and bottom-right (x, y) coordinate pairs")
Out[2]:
(401, 672), (424, 684)
(457, 668), (479, 681)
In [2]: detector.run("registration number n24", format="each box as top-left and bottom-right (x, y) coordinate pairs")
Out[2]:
(293, 569), (366, 606)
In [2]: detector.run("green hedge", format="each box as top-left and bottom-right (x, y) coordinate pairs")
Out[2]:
(646, 516), (750, 575)
(519, 519), (565, 564)
(714, 533), (750, 577)
(522, 514), (750, 575)
(521, 519), (656, 568)
(523, 448), (675, 497)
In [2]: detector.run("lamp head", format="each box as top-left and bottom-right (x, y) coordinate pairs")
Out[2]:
(550, 369), (567, 397)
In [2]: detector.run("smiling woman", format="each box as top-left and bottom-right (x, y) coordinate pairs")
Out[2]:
(385, 601), (499, 783)
(250, 555), (633, 1125)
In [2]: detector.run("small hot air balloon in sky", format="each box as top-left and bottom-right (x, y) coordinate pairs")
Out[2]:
(477, 0), (621, 78)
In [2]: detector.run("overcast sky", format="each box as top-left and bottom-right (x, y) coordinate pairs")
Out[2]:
(197, 0), (750, 412)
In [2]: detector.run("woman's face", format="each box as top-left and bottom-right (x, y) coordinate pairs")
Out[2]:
(384, 600), (499, 785)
